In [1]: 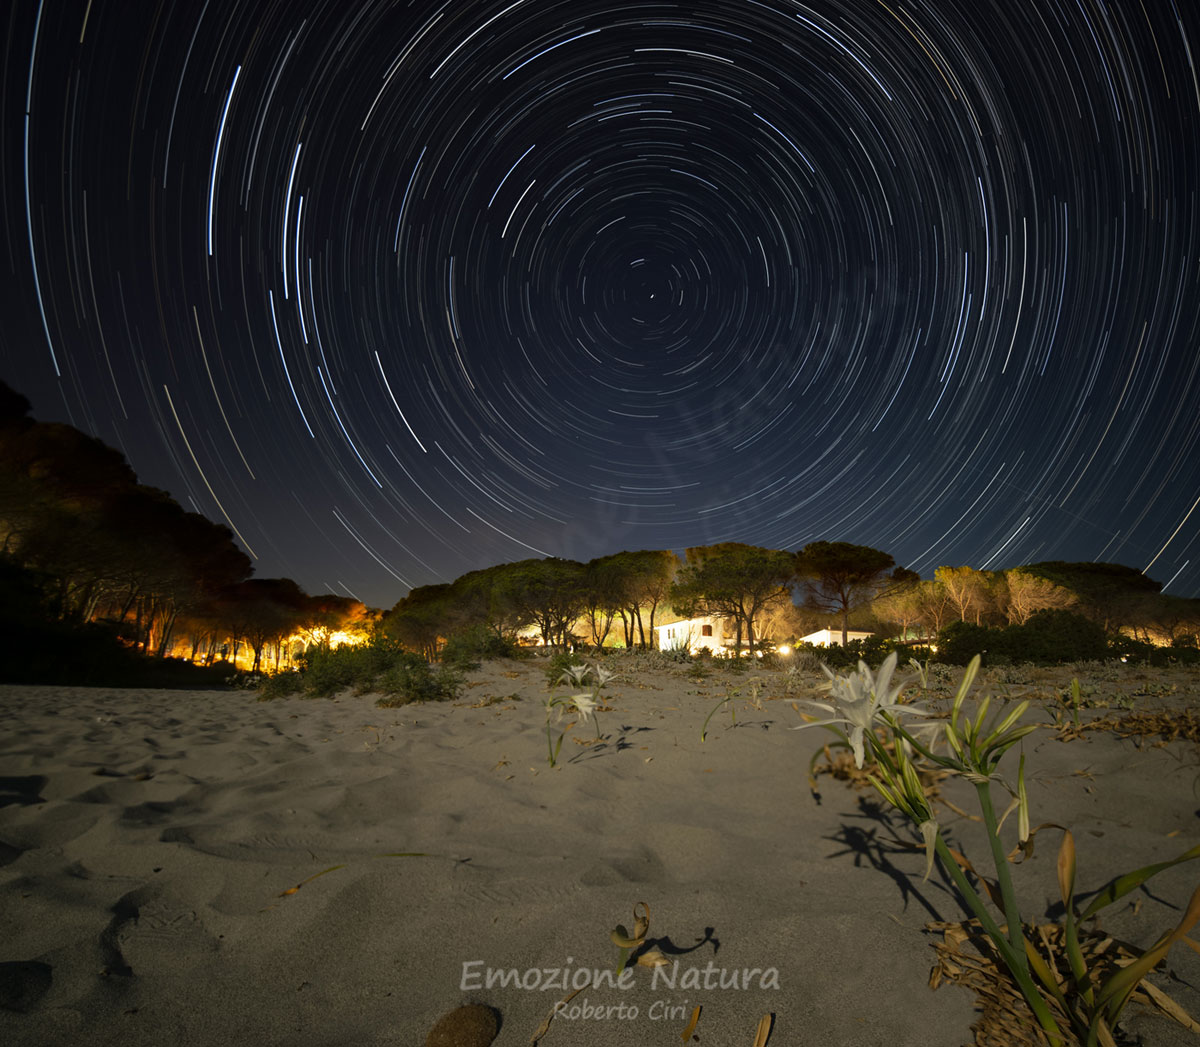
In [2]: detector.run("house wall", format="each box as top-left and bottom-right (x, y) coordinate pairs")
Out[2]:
(656, 616), (727, 654)
(800, 629), (874, 647)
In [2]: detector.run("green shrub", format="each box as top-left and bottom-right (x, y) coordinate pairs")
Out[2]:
(807, 634), (895, 670)
(1012, 610), (1108, 663)
(1108, 635), (1155, 664)
(440, 625), (521, 670)
(935, 622), (995, 665)
(543, 649), (585, 687)
(257, 670), (305, 701)
(936, 611), (1109, 666)
(377, 656), (462, 706)
(291, 635), (411, 697)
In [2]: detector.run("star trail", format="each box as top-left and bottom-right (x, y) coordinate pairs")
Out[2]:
(3, 0), (1200, 608)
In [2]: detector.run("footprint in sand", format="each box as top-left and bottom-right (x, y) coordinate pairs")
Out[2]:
(100, 886), (218, 978)
(0, 960), (53, 1013)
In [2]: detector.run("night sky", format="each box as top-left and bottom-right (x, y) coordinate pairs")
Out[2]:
(4, 0), (1200, 609)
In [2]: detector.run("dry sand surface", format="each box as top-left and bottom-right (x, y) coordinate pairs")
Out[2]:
(1, 655), (1199, 1047)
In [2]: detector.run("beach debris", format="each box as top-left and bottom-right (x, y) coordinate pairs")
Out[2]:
(424, 1003), (498, 1047)
(271, 853), (428, 903)
(751, 1012), (773, 1046)
(1066, 708), (1200, 745)
(611, 901), (667, 971)
(928, 917), (1200, 1046)
(679, 1003), (701, 1040)
(529, 987), (583, 1045)
(277, 864), (346, 896)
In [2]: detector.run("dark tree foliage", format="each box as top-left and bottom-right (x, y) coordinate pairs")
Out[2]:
(494, 557), (586, 647)
(0, 383), (332, 681)
(583, 548), (678, 649)
(670, 543), (795, 655)
(794, 541), (898, 645)
(383, 582), (458, 660)
(936, 610), (1109, 665)
(1020, 562), (1161, 634)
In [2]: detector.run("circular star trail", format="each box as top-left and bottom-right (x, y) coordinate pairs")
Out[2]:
(4, 0), (1200, 606)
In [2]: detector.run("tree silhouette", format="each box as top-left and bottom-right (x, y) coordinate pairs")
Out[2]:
(795, 541), (898, 645)
(670, 543), (795, 655)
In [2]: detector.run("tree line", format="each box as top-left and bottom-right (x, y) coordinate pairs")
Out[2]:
(0, 382), (371, 679)
(870, 562), (1199, 646)
(384, 540), (1199, 660)
(5, 379), (1195, 681)
(382, 540), (918, 657)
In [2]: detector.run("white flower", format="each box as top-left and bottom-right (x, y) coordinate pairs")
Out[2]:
(590, 665), (616, 688)
(790, 651), (929, 767)
(558, 664), (591, 687)
(568, 693), (597, 722)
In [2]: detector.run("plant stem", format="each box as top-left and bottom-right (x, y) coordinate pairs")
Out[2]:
(974, 780), (1030, 977)
(933, 835), (1065, 1045)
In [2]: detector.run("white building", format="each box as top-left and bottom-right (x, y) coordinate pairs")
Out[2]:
(799, 628), (875, 647)
(655, 616), (731, 655)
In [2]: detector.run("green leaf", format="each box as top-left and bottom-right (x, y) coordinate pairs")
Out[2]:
(1080, 842), (1200, 920)
(1096, 883), (1200, 1024)
(980, 700), (1032, 753)
(1057, 830), (1077, 910)
(950, 654), (981, 734)
(1016, 754), (1029, 846)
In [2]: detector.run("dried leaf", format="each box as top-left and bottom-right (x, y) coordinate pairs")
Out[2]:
(610, 924), (641, 949)
(530, 987), (583, 1045)
(633, 902), (651, 940)
(680, 1004), (701, 1040)
(1137, 978), (1200, 1033)
(636, 948), (669, 968)
(751, 1013), (773, 1047)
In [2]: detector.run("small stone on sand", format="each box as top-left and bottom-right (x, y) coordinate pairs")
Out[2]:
(424, 1003), (499, 1047)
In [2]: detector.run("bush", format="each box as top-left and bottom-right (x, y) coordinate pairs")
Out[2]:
(266, 635), (428, 698)
(1108, 635), (1155, 664)
(805, 634), (894, 670)
(543, 649), (587, 687)
(440, 625), (521, 670)
(257, 670), (304, 701)
(935, 622), (996, 666)
(936, 611), (1109, 666)
(1012, 610), (1108, 663)
(299, 644), (375, 697)
(377, 656), (462, 706)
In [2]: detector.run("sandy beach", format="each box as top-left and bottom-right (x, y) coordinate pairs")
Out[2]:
(2, 657), (1198, 1046)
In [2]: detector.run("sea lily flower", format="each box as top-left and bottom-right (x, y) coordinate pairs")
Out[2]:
(591, 665), (616, 688)
(558, 664), (591, 688)
(568, 693), (597, 722)
(790, 651), (929, 768)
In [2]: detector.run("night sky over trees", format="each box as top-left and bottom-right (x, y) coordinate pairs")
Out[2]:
(4, 0), (1200, 609)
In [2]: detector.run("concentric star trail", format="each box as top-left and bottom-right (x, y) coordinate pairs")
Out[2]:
(4, 0), (1199, 606)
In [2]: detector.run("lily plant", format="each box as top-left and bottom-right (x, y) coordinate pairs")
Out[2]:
(544, 663), (614, 767)
(793, 652), (1200, 1047)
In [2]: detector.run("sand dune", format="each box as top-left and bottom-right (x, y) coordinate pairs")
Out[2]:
(1, 658), (1198, 1046)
